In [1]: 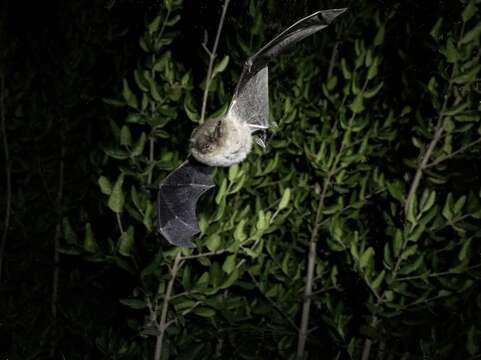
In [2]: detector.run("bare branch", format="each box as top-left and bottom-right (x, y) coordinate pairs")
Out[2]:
(154, 253), (183, 360)
(180, 249), (226, 260)
(200, 0), (231, 123)
(0, 74), (11, 283)
(426, 137), (481, 169)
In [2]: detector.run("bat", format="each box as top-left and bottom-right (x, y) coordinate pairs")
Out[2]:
(157, 9), (347, 247)
(190, 8), (347, 166)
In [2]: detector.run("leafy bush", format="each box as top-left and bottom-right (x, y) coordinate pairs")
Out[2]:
(2, 0), (480, 359)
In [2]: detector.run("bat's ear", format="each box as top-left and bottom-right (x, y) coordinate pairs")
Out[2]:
(214, 118), (223, 139)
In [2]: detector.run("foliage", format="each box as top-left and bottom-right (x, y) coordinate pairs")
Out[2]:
(1, 0), (481, 359)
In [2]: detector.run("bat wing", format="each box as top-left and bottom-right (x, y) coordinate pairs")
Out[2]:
(156, 159), (215, 247)
(227, 8), (347, 129)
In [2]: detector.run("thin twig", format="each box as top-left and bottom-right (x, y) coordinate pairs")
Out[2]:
(296, 78), (364, 358)
(404, 24), (464, 215)
(403, 95), (450, 215)
(52, 132), (66, 317)
(199, 0), (231, 123)
(0, 74), (11, 283)
(180, 249), (226, 260)
(426, 137), (481, 169)
(361, 338), (373, 360)
(148, 138), (155, 185)
(397, 263), (481, 282)
(327, 41), (340, 79)
(50, 122), (65, 357)
(248, 271), (299, 331)
(296, 176), (330, 359)
(296, 128), (351, 358)
(154, 253), (182, 360)
(116, 212), (124, 233)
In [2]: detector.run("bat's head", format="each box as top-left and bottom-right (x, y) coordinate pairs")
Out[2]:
(190, 117), (225, 160)
(190, 114), (253, 167)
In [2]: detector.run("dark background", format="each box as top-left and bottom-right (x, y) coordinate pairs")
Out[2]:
(1, 0), (480, 359)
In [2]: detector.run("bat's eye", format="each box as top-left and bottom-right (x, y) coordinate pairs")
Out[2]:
(195, 138), (215, 154)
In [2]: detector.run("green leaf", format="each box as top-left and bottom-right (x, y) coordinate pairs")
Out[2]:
(196, 272), (209, 287)
(149, 81), (162, 102)
(118, 226), (135, 256)
(327, 76), (338, 90)
(444, 38), (459, 63)
(122, 79), (138, 109)
(103, 98), (126, 107)
(462, 1), (477, 22)
(400, 245), (417, 261)
(278, 188), (291, 211)
(442, 193), (454, 220)
(233, 219), (247, 242)
(367, 58), (379, 80)
(209, 262), (223, 287)
(406, 193), (418, 224)
(393, 230), (403, 257)
(444, 101), (470, 116)
(363, 82), (383, 98)
(215, 178), (227, 204)
(131, 132), (147, 157)
(408, 224), (425, 242)
(384, 290), (394, 301)
(341, 58), (351, 79)
(453, 64), (481, 84)
(256, 210), (268, 232)
(386, 180), (405, 202)
(134, 70), (149, 92)
(98, 176), (112, 195)
(83, 223), (98, 253)
(194, 307), (216, 318)
(220, 268), (239, 289)
(430, 18), (443, 40)
(184, 95), (200, 122)
(108, 174), (125, 213)
(222, 254), (236, 274)
(399, 255), (424, 275)
(120, 125), (132, 146)
(206, 234), (221, 252)
(374, 24), (385, 46)
(458, 238), (471, 261)
(119, 298), (146, 309)
(148, 15), (161, 34)
(228, 164), (239, 182)
(454, 195), (467, 214)
(359, 247), (374, 269)
(421, 190), (436, 213)
(212, 55), (230, 78)
(62, 217), (78, 245)
(460, 23), (481, 45)
(350, 95), (364, 114)
(142, 202), (153, 231)
(104, 148), (130, 160)
(371, 270), (385, 289)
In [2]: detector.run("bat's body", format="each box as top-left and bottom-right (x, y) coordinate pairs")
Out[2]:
(158, 9), (347, 247)
(190, 110), (253, 167)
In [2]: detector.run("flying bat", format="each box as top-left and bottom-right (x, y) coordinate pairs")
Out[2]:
(157, 9), (347, 247)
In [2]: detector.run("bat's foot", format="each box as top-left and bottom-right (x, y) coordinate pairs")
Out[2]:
(254, 134), (266, 149)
